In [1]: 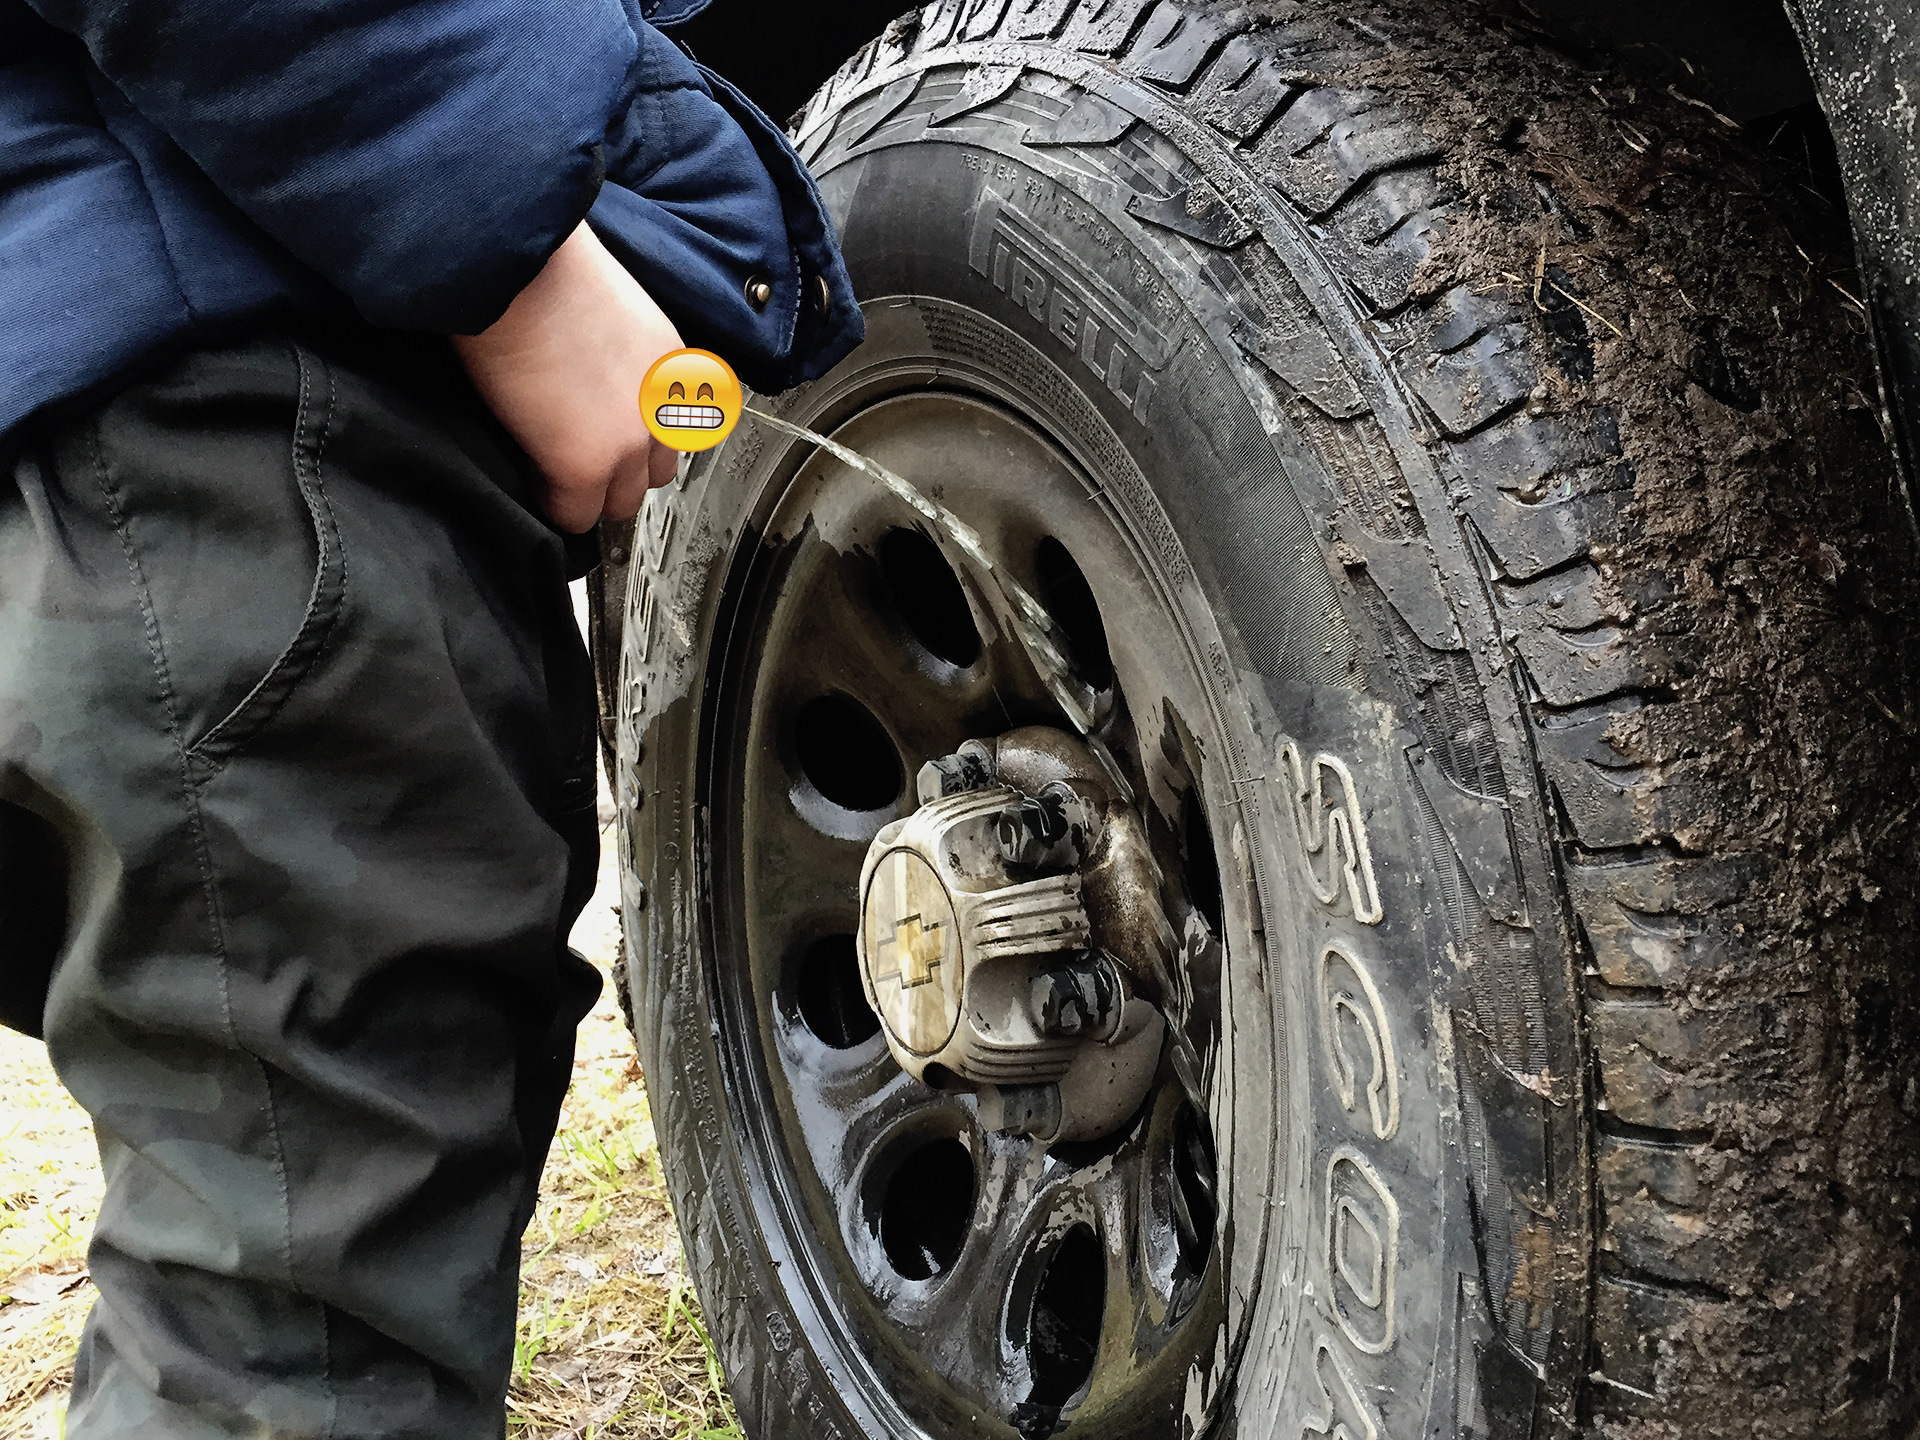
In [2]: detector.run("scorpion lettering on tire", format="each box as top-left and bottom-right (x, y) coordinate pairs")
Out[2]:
(1284, 735), (1401, 1438)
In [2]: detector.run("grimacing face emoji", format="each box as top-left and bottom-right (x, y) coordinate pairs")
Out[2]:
(640, 349), (743, 452)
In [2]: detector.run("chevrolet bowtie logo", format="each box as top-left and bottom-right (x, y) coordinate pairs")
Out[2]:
(880, 913), (947, 989)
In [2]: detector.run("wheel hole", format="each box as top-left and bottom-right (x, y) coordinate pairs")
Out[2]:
(796, 935), (880, 1049)
(880, 1138), (974, 1281)
(1171, 1105), (1218, 1273)
(794, 695), (903, 811)
(1027, 1223), (1105, 1408)
(880, 527), (981, 667)
(1182, 788), (1224, 936)
(1035, 538), (1113, 691)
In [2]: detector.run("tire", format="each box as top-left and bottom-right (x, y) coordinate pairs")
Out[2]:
(610, 2), (1920, 1436)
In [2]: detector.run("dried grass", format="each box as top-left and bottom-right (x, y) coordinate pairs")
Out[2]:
(0, 980), (100, 1440)
(0, 793), (734, 1439)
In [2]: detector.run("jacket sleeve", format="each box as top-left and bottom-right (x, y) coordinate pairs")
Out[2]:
(20, 0), (641, 333)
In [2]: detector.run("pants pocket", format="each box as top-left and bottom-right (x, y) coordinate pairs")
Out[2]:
(83, 340), (351, 775)
(184, 347), (347, 771)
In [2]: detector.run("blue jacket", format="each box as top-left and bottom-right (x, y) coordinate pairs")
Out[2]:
(0, 0), (862, 443)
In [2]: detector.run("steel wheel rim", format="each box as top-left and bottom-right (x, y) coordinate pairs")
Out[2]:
(701, 381), (1246, 1436)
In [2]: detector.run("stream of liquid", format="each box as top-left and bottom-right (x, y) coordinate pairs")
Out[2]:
(742, 405), (1134, 804)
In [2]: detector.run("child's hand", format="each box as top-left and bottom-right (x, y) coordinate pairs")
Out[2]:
(454, 222), (683, 532)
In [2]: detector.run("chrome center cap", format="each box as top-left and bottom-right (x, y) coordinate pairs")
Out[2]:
(853, 727), (1169, 1144)
(861, 848), (965, 1057)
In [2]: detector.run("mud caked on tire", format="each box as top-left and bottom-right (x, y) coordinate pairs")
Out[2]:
(604, 1), (1920, 1434)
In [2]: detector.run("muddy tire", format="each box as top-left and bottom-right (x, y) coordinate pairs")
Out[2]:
(609, 2), (1920, 1435)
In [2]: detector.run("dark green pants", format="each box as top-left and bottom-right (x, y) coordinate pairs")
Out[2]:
(0, 332), (603, 1437)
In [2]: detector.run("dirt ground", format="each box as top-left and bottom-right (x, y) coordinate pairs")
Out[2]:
(0, 773), (737, 1439)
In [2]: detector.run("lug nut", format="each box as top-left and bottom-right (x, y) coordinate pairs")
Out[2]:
(996, 795), (1065, 869)
(1031, 956), (1123, 1040)
(915, 740), (996, 804)
(1039, 779), (1103, 855)
(994, 779), (1105, 871)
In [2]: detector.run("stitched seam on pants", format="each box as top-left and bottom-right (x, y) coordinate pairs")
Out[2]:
(188, 346), (349, 772)
(90, 392), (335, 1438)
(88, 418), (231, 1051)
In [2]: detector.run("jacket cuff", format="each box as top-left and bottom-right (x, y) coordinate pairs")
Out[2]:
(696, 62), (865, 391)
(587, 21), (863, 393)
